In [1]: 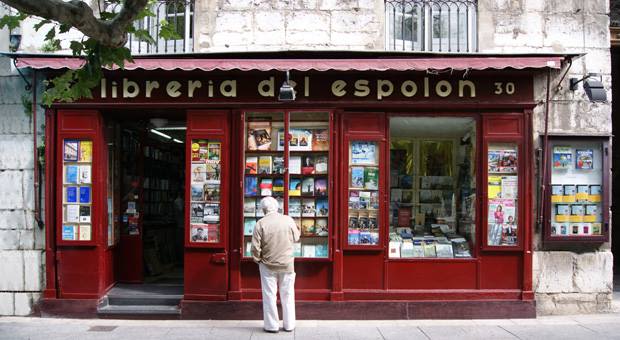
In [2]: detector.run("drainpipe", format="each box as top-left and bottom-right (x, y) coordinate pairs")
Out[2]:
(32, 71), (43, 229)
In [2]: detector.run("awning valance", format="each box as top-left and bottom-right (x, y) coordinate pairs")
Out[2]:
(13, 55), (567, 72)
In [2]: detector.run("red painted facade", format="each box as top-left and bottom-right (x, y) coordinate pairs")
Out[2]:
(43, 68), (543, 318)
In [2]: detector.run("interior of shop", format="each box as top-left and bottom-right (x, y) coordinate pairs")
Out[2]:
(105, 112), (186, 284)
(388, 116), (477, 258)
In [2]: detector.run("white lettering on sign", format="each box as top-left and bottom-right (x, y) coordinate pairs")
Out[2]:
(377, 80), (394, 100)
(354, 79), (370, 97)
(331, 80), (347, 97)
(220, 80), (237, 97)
(123, 78), (140, 98)
(145, 81), (160, 98)
(188, 80), (202, 98)
(258, 77), (275, 97)
(494, 82), (516, 95)
(166, 81), (182, 97)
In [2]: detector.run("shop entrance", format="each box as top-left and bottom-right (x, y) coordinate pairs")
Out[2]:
(105, 111), (186, 285)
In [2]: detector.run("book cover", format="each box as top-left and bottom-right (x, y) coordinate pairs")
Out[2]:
(288, 198), (301, 217)
(260, 178), (273, 196)
(348, 215), (359, 229)
(589, 185), (602, 202)
(302, 244), (316, 257)
(301, 155), (315, 175)
(435, 241), (454, 258)
(314, 155), (328, 174)
(245, 242), (253, 257)
(412, 241), (425, 257)
(400, 240), (414, 257)
(315, 218), (328, 236)
(397, 207), (411, 227)
(314, 178), (327, 196)
(244, 218), (256, 236)
(191, 203), (204, 218)
(244, 176), (258, 196)
(65, 204), (79, 223)
(62, 225), (77, 241)
(273, 178), (284, 195)
(78, 141), (93, 162)
(575, 149), (594, 170)
(576, 185), (590, 202)
(79, 225), (92, 241)
(248, 122), (272, 151)
(348, 228), (360, 245)
(350, 141), (377, 165)
(364, 167), (379, 190)
(487, 176), (502, 199)
(244, 198), (256, 216)
(79, 205), (91, 223)
(258, 156), (273, 174)
(570, 204), (584, 222)
(301, 218), (316, 236)
(191, 164), (207, 183)
(302, 198), (316, 217)
(389, 241), (402, 258)
(65, 165), (78, 184)
(289, 156), (302, 174)
(293, 242), (302, 257)
(79, 187), (91, 203)
(207, 142), (221, 160)
(245, 156), (258, 174)
(204, 184), (220, 201)
(553, 146), (572, 169)
(273, 156), (285, 174)
(452, 238), (471, 257)
(358, 213), (369, 229)
(63, 140), (79, 161)
(65, 186), (78, 203)
(359, 230), (372, 244)
(487, 150), (500, 172)
(312, 129), (329, 151)
(390, 189), (402, 202)
(584, 204), (598, 222)
(290, 129), (313, 151)
(204, 162), (220, 184)
(256, 199), (265, 217)
(78, 165), (91, 184)
(348, 190), (360, 209)
(423, 241), (437, 257)
(350, 167), (364, 188)
(563, 184), (576, 203)
(289, 178), (301, 196)
(315, 243), (328, 257)
(203, 203), (220, 223)
(191, 184), (204, 201)
(316, 198), (329, 216)
(190, 224), (209, 242)
(302, 177), (315, 195)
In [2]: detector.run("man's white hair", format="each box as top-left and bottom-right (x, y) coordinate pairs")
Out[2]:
(260, 196), (279, 214)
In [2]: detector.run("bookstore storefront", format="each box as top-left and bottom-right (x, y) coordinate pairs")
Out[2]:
(26, 54), (568, 319)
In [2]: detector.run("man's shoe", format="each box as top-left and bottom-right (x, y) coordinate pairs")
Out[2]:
(264, 329), (279, 333)
(283, 328), (294, 332)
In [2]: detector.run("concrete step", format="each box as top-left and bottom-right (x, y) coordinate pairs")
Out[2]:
(106, 294), (182, 306)
(97, 304), (181, 319)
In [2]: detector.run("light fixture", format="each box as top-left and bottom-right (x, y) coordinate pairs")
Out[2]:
(278, 70), (296, 101)
(569, 73), (607, 102)
(149, 118), (168, 128)
(9, 32), (21, 52)
(173, 138), (184, 144)
(149, 129), (171, 139)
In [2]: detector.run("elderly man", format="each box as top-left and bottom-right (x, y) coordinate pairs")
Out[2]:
(251, 196), (301, 333)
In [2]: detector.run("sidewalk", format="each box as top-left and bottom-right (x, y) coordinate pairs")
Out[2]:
(2, 313), (620, 340)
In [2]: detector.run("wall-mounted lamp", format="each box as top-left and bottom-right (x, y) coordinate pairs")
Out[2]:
(278, 70), (296, 101)
(9, 32), (21, 52)
(569, 73), (607, 102)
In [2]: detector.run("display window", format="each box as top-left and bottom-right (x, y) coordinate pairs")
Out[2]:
(486, 143), (519, 247)
(61, 139), (94, 242)
(544, 136), (610, 243)
(189, 138), (223, 244)
(242, 111), (331, 258)
(387, 117), (476, 258)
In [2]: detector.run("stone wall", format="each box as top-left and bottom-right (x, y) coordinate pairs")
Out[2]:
(479, 0), (613, 314)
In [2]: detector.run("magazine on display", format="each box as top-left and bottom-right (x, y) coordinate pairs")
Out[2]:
(553, 146), (572, 170)
(65, 165), (79, 184)
(78, 141), (93, 162)
(191, 164), (207, 183)
(350, 167), (365, 188)
(207, 142), (221, 160)
(203, 184), (220, 201)
(498, 150), (517, 173)
(575, 149), (594, 170)
(78, 165), (91, 184)
(191, 184), (204, 201)
(63, 140), (79, 161)
(190, 224), (210, 242)
(62, 225), (77, 240)
(65, 186), (78, 203)
(79, 225), (92, 241)
(79, 187), (91, 203)
(65, 204), (80, 223)
(203, 203), (220, 223)
(79, 205), (91, 223)
(500, 176), (518, 199)
(351, 141), (377, 165)
(364, 167), (379, 190)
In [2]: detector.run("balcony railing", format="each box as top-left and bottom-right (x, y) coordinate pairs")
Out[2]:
(110, 0), (195, 54)
(385, 0), (477, 52)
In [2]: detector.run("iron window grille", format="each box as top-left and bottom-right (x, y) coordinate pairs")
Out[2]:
(385, 0), (477, 52)
(108, 0), (195, 54)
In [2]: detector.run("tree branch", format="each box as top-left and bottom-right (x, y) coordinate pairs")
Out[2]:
(1, 0), (148, 47)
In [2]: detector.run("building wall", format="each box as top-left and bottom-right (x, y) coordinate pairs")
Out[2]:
(1, 0), (612, 315)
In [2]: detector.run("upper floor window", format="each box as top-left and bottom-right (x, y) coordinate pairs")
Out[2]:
(385, 0), (477, 52)
(109, 0), (195, 54)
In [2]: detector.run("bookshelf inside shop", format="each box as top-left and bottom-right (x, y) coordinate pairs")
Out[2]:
(243, 111), (330, 259)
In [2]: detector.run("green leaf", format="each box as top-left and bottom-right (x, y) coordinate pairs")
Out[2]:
(33, 19), (51, 32)
(58, 23), (72, 34)
(69, 41), (84, 56)
(0, 13), (28, 30)
(159, 20), (182, 40)
(132, 28), (155, 44)
(44, 27), (56, 41)
(99, 11), (116, 20)
(41, 39), (62, 52)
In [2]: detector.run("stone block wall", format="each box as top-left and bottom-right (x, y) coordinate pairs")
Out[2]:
(479, 0), (613, 314)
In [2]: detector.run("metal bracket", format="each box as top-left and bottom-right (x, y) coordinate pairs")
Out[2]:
(13, 58), (32, 91)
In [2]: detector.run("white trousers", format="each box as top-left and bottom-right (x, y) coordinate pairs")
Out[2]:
(259, 263), (296, 331)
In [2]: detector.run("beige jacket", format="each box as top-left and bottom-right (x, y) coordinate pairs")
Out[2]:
(251, 212), (301, 272)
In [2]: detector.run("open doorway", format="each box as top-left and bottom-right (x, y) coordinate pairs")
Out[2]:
(105, 111), (186, 285)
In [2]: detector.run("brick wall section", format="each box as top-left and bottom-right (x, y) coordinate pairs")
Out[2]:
(0, 72), (45, 316)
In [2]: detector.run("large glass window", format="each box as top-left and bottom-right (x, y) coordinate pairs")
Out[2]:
(385, 0), (477, 52)
(243, 111), (330, 258)
(388, 117), (476, 258)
